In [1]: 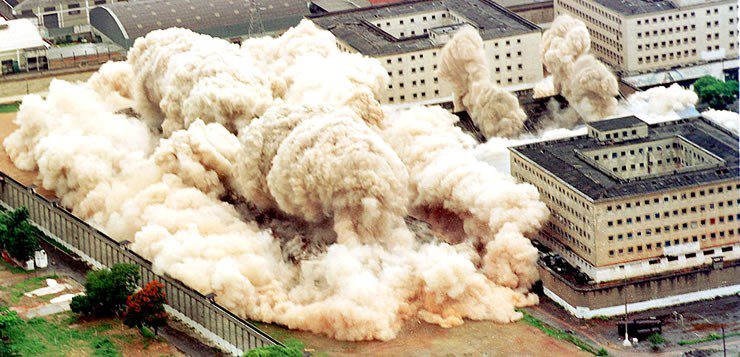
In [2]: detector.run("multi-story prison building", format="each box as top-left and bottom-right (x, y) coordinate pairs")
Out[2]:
(510, 116), (739, 283)
(553, 0), (739, 75)
(309, 0), (544, 106)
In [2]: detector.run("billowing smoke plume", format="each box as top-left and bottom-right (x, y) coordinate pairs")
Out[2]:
(438, 27), (526, 138)
(540, 14), (619, 121)
(5, 21), (550, 341)
(618, 84), (698, 123)
(703, 109), (740, 133)
(382, 106), (547, 289)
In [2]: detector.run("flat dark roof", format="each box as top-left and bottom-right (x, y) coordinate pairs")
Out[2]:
(309, 0), (540, 57)
(593, 0), (677, 16)
(511, 117), (740, 201)
(587, 115), (646, 132)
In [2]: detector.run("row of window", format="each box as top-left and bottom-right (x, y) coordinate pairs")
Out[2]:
(638, 49), (700, 64)
(608, 214), (738, 241)
(389, 77), (438, 89)
(606, 184), (738, 211)
(386, 90), (440, 103)
(638, 38), (696, 51)
(385, 51), (436, 65)
(375, 11), (447, 28)
(609, 204), (738, 226)
(387, 65), (437, 77)
(608, 236), (735, 257)
(549, 221), (592, 255)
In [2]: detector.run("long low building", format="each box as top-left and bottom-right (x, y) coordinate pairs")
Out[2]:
(309, 0), (544, 106)
(0, 17), (49, 73)
(89, 0), (311, 48)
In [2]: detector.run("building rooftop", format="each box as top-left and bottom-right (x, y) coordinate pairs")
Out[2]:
(90, 0), (310, 48)
(309, 0), (540, 57)
(0, 18), (48, 53)
(592, 0), (676, 16)
(587, 116), (646, 132)
(511, 117), (739, 201)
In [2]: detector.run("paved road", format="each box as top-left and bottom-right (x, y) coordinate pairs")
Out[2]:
(526, 294), (739, 356)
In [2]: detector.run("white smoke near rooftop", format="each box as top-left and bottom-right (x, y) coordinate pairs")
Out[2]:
(702, 109), (740, 133)
(539, 14), (619, 121)
(438, 26), (527, 138)
(4, 20), (551, 341)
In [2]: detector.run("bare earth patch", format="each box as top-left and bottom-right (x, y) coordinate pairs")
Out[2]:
(257, 317), (590, 356)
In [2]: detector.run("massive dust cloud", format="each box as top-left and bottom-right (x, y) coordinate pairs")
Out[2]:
(538, 14), (620, 121)
(438, 27), (527, 138)
(5, 20), (550, 340)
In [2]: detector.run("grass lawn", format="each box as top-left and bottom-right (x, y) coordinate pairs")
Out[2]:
(0, 102), (20, 113)
(6, 312), (123, 356)
(1, 274), (59, 305)
(519, 309), (607, 356)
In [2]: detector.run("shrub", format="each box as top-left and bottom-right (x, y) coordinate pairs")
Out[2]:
(693, 76), (739, 110)
(71, 263), (140, 317)
(123, 281), (168, 335)
(647, 333), (666, 345)
(0, 207), (40, 262)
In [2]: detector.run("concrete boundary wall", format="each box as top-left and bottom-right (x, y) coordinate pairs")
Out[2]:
(0, 171), (282, 355)
(539, 261), (740, 319)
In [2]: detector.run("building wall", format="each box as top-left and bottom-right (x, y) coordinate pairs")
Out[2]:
(511, 148), (740, 282)
(511, 150), (597, 265)
(594, 181), (739, 275)
(554, 0), (739, 74)
(375, 31), (542, 105)
(539, 260), (740, 317)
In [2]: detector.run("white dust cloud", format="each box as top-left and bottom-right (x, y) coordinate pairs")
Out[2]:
(438, 26), (527, 138)
(702, 109), (740, 133)
(5, 20), (549, 341)
(539, 14), (619, 121)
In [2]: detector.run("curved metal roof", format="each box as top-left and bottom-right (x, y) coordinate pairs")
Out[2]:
(91, 0), (309, 48)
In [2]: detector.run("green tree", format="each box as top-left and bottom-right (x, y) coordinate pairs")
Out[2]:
(123, 281), (168, 335)
(71, 263), (140, 317)
(693, 76), (739, 110)
(0, 207), (40, 262)
(0, 306), (22, 355)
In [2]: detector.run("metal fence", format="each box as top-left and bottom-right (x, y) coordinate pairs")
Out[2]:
(0, 171), (282, 355)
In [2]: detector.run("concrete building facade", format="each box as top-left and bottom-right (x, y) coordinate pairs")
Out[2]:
(554, 0), (739, 75)
(510, 116), (739, 283)
(310, 0), (544, 106)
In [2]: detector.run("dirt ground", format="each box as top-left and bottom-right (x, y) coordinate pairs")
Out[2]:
(257, 317), (590, 356)
(0, 112), (54, 198)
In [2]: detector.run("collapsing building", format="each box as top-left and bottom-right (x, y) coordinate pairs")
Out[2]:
(309, 0), (544, 106)
(510, 115), (740, 317)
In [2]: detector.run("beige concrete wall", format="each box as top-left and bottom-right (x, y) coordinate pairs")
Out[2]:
(554, 0), (739, 74)
(594, 180), (739, 267)
(539, 260), (740, 311)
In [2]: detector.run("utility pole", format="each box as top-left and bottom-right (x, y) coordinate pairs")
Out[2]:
(247, 0), (264, 37)
(622, 270), (631, 347)
(722, 326), (726, 357)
